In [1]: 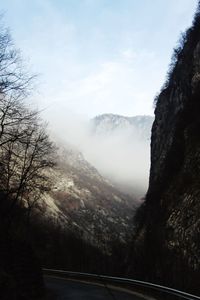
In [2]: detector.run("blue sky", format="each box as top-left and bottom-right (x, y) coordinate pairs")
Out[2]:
(1, 0), (198, 119)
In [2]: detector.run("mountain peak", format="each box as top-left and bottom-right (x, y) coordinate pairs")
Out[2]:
(91, 113), (154, 139)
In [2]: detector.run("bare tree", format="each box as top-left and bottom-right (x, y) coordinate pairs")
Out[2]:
(0, 120), (55, 214)
(0, 19), (34, 97)
(0, 18), (55, 220)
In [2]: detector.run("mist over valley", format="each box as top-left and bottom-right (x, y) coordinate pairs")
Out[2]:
(48, 112), (154, 198)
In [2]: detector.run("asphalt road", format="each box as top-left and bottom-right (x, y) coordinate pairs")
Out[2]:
(45, 276), (147, 300)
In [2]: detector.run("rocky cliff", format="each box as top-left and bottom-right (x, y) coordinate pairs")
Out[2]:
(130, 4), (200, 295)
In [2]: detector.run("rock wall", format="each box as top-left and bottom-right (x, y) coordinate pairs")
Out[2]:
(129, 5), (200, 295)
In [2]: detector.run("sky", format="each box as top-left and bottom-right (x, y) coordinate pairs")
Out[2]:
(0, 0), (198, 119)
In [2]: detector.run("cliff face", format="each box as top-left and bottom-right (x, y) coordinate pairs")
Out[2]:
(130, 7), (200, 295)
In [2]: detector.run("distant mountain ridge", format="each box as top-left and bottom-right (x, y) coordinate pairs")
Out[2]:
(91, 114), (154, 140)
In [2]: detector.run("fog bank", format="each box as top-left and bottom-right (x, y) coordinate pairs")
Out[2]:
(47, 111), (153, 198)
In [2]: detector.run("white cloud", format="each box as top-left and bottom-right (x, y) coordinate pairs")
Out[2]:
(121, 48), (137, 61)
(2, 0), (196, 119)
(40, 47), (162, 119)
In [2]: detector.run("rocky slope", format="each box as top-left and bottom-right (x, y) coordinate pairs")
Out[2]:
(129, 6), (200, 295)
(40, 147), (137, 254)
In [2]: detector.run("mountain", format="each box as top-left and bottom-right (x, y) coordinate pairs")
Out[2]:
(91, 114), (153, 140)
(32, 114), (153, 270)
(29, 114), (152, 273)
(40, 146), (137, 254)
(129, 6), (200, 295)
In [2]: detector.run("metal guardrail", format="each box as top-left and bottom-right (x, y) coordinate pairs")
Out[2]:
(43, 268), (200, 300)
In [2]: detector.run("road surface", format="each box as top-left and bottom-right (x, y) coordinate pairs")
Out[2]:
(45, 276), (148, 300)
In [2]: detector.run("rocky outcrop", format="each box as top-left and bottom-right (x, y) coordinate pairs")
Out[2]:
(129, 6), (200, 295)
